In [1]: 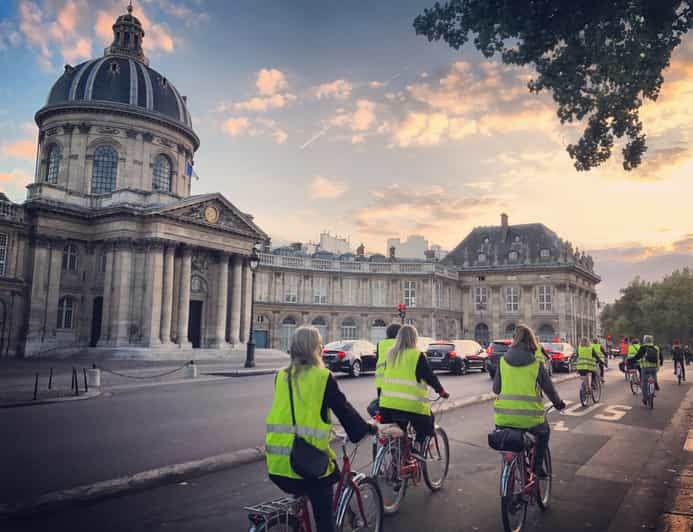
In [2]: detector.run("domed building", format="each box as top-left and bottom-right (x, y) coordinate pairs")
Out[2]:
(0, 6), (267, 357)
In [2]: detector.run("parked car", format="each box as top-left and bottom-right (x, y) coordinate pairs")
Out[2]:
(417, 336), (434, 352)
(426, 340), (487, 375)
(485, 339), (553, 378)
(322, 340), (377, 377)
(541, 342), (576, 373)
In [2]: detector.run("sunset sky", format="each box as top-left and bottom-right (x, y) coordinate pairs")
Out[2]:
(0, 0), (691, 301)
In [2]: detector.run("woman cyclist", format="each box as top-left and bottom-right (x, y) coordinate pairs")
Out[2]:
(265, 326), (376, 532)
(378, 324), (449, 459)
(577, 337), (603, 394)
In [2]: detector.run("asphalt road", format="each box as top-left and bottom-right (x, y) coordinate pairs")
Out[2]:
(6, 363), (692, 532)
(0, 366), (495, 504)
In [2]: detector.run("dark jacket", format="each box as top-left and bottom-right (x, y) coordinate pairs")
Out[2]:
(493, 345), (562, 407)
(672, 347), (685, 362)
(632, 344), (663, 365)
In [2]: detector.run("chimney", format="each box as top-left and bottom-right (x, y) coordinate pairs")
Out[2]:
(356, 243), (365, 256)
(389, 246), (396, 261)
(500, 212), (509, 242)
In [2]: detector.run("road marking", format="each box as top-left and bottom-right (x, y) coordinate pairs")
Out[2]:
(685, 429), (693, 452)
(551, 420), (570, 432)
(563, 402), (603, 417)
(594, 405), (632, 422)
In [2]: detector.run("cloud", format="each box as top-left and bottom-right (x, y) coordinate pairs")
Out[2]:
(369, 81), (385, 89)
(0, 168), (32, 186)
(0, 20), (21, 50)
(222, 117), (251, 136)
(256, 68), (287, 96)
(351, 100), (376, 131)
(272, 128), (288, 145)
(625, 146), (691, 181)
(221, 117), (287, 144)
(2, 139), (36, 159)
(388, 112), (477, 147)
(313, 79), (352, 100)
(143, 0), (211, 27)
(309, 176), (347, 199)
(230, 93), (296, 113)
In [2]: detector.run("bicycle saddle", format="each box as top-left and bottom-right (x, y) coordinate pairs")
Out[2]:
(378, 423), (406, 438)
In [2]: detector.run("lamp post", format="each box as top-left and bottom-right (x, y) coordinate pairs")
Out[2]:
(244, 247), (260, 368)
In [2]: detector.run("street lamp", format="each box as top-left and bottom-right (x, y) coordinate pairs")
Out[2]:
(244, 246), (260, 368)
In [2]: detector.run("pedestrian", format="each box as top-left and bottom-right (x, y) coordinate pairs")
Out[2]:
(265, 326), (376, 532)
(685, 344), (692, 365)
(672, 340), (686, 381)
(379, 324), (449, 460)
(493, 324), (566, 478)
(629, 334), (661, 406)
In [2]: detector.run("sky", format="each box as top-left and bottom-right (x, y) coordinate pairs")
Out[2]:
(0, 0), (691, 302)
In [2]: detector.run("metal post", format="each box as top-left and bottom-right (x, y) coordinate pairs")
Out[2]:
(33, 372), (39, 401)
(73, 367), (79, 396)
(71, 368), (75, 391)
(245, 267), (257, 368)
(48, 367), (53, 390)
(83, 367), (88, 393)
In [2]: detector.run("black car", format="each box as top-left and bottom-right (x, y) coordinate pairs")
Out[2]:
(426, 340), (486, 375)
(485, 339), (553, 378)
(541, 342), (576, 373)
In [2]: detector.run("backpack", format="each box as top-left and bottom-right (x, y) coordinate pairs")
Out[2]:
(645, 346), (659, 364)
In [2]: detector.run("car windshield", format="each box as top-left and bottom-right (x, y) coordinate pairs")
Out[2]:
(427, 343), (454, 352)
(492, 342), (510, 353)
(542, 343), (564, 352)
(324, 342), (352, 351)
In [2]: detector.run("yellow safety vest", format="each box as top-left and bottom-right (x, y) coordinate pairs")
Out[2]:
(375, 338), (396, 390)
(494, 357), (544, 429)
(591, 344), (605, 364)
(265, 367), (336, 479)
(380, 348), (430, 416)
(627, 344), (640, 359)
(639, 343), (660, 370)
(577, 346), (598, 372)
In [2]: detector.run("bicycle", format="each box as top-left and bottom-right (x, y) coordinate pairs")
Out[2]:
(579, 372), (602, 407)
(371, 396), (450, 515)
(492, 406), (560, 532)
(646, 373), (656, 409)
(626, 364), (641, 395)
(245, 428), (383, 532)
(675, 361), (684, 385)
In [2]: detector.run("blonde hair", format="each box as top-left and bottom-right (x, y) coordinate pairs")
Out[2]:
(388, 324), (418, 366)
(511, 324), (539, 352)
(287, 326), (324, 400)
(579, 337), (590, 347)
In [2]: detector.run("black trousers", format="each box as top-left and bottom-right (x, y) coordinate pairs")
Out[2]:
(675, 359), (686, 380)
(270, 473), (336, 532)
(379, 407), (435, 443)
(497, 421), (550, 472)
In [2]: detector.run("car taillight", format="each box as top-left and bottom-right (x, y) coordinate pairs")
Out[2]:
(449, 351), (457, 359)
(337, 351), (346, 359)
(552, 353), (565, 359)
(503, 341), (511, 345)
(486, 347), (492, 354)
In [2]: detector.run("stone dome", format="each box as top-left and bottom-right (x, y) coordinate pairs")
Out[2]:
(37, 4), (196, 146)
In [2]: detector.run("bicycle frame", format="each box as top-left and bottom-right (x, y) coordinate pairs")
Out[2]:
(499, 440), (537, 501)
(333, 437), (371, 527)
(372, 423), (424, 486)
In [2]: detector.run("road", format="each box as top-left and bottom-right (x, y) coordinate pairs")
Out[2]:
(0, 366), (495, 504)
(6, 363), (692, 532)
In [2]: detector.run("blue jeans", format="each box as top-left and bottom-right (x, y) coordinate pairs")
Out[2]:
(642, 367), (658, 401)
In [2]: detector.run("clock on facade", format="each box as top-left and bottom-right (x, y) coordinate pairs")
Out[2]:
(204, 205), (219, 224)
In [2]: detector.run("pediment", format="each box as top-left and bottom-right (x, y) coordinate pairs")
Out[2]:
(155, 194), (267, 240)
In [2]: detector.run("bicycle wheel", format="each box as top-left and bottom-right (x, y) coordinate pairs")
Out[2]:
(648, 386), (655, 409)
(592, 377), (602, 403)
(579, 383), (587, 407)
(629, 375), (640, 395)
(423, 426), (450, 491)
(501, 458), (527, 532)
(536, 448), (552, 511)
(374, 444), (407, 515)
(248, 514), (302, 532)
(336, 476), (383, 532)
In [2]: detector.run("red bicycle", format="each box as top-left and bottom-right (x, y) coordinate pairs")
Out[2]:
(245, 428), (383, 532)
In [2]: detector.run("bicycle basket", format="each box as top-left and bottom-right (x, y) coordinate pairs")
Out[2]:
(488, 428), (525, 452)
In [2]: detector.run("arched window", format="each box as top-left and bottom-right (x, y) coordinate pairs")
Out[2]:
(57, 296), (75, 329)
(474, 323), (490, 347)
(341, 318), (357, 340)
(62, 244), (79, 272)
(311, 317), (328, 343)
(371, 319), (387, 344)
(152, 154), (172, 192)
(46, 145), (60, 184)
(91, 145), (118, 194)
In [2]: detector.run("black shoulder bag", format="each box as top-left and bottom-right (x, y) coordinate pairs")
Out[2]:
(287, 370), (330, 480)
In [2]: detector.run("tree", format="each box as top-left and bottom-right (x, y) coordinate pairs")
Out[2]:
(413, 1), (693, 171)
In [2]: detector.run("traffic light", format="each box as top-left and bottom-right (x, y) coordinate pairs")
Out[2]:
(397, 303), (406, 323)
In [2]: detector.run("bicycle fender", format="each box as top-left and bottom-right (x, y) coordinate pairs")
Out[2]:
(334, 484), (354, 525)
(500, 459), (517, 497)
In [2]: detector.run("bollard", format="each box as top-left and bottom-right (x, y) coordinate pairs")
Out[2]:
(73, 367), (79, 396)
(185, 360), (198, 379)
(33, 372), (39, 401)
(87, 365), (101, 388)
(71, 368), (76, 391)
(48, 367), (53, 390)
(83, 368), (88, 393)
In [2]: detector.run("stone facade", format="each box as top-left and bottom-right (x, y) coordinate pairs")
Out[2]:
(0, 7), (267, 358)
(254, 215), (600, 351)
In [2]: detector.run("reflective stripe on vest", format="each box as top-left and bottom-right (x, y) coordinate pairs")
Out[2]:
(375, 338), (396, 389)
(493, 357), (544, 429)
(576, 346), (597, 372)
(379, 347), (430, 416)
(627, 344), (640, 359)
(265, 367), (336, 479)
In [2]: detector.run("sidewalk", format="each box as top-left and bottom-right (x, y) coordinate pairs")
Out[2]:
(0, 349), (289, 405)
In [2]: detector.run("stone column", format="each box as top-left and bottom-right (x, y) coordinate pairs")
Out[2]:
(99, 242), (115, 344)
(210, 252), (230, 348)
(142, 240), (165, 347)
(112, 239), (134, 346)
(229, 254), (243, 345)
(239, 259), (252, 343)
(159, 244), (175, 344)
(176, 245), (192, 347)
(25, 237), (51, 354)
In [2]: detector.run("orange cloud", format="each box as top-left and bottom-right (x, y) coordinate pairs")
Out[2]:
(313, 79), (352, 100)
(3, 139), (35, 159)
(0, 168), (33, 186)
(309, 176), (347, 199)
(256, 68), (288, 96)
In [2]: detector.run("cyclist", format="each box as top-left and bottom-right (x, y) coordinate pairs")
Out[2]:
(379, 324), (449, 460)
(577, 337), (602, 395)
(374, 323), (401, 397)
(592, 337), (608, 383)
(265, 326), (376, 532)
(629, 334), (661, 406)
(627, 337), (642, 380)
(493, 324), (566, 478)
(672, 340), (686, 381)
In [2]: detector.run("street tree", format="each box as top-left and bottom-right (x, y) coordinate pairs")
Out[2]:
(413, 1), (693, 171)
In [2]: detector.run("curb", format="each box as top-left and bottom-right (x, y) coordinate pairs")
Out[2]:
(1, 369), (581, 517)
(206, 367), (281, 378)
(0, 390), (102, 409)
(0, 446), (265, 518)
